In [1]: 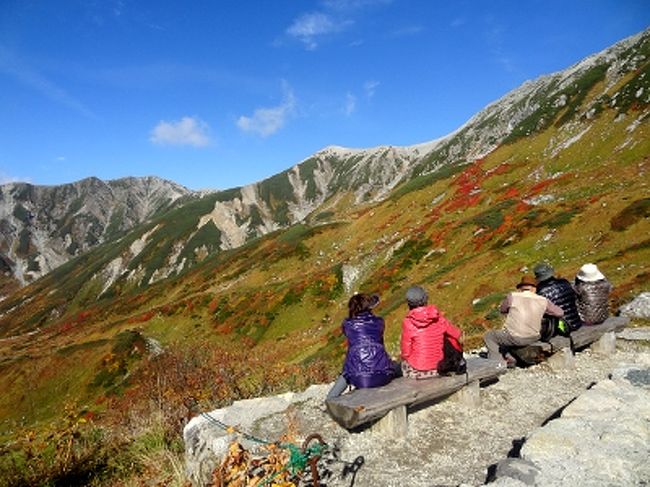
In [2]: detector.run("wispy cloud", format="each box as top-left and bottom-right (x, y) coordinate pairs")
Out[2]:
(150, 116), (211, 147)
(343, 92), (356, 116)
(364, 80), (380, 99)
(484, 18), (518, 74)
(237, 84), (297, 137)
(323, 0), (393, 11)
(286, 12), (351, 50)
(451, 17), (466, 28)
(83, 0), (126, 26)
(285, 0), (392, 50)
(0, 46), (96, 119)
(390, 25), (424, 37)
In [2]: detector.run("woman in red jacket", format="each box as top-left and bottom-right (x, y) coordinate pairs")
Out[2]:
(400, 285), (464, 378)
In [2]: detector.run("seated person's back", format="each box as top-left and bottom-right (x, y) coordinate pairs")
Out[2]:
(401, 285), (463, 378)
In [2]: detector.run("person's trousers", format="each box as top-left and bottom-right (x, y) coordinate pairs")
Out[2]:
(484, 329), (538, 361)
(326, 375), (349, 399)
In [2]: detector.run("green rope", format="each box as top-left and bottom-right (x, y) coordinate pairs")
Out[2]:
(258, 443), (327, 486)
(200, 412), (270, 444)
(200, 411), (330, 485)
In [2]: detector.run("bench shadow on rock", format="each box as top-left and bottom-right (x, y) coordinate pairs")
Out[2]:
(485, 436), (526, 483)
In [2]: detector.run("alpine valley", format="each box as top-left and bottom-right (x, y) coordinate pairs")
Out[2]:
(0, 29), (649, 486)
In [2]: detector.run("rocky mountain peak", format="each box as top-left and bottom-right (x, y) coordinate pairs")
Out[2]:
(0, 176), (194, 287)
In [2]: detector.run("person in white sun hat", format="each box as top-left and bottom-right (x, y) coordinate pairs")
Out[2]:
(574, 263), (612, 325)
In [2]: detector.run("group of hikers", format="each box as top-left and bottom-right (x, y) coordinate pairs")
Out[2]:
(327, 262), (612, 398)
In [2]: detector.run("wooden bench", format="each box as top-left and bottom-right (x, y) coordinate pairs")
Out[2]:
(325, 357), (506, 437)
(512, 316), (630, 368)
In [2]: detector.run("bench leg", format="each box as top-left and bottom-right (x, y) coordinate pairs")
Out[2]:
(591, 331), (616, 356)
(547, 347), (575, 370)
(452, 380), (481, 408)
(372, 405), (407, 439)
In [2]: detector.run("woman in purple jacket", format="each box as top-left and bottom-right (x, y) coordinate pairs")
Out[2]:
(327, 293), (398, 399)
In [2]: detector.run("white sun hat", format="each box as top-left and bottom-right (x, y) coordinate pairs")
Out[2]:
(577, 263), (605, 282)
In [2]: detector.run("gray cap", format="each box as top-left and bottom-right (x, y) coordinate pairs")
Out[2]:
(534, 263), (554, 282)
(406, 285), (428, 307)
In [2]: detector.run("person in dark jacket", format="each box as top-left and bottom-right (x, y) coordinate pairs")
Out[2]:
(574, 263), (612, 325)
(327, 293), (397, 399)
(534, 263), (583, 331)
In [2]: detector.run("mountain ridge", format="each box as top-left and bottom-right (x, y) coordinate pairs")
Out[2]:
(0, 175), (195, 290)
(0, 29), (647, 338)
(1, 30), (647, 294)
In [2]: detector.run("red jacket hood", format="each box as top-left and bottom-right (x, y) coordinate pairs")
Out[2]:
(405, 305), (440, 328)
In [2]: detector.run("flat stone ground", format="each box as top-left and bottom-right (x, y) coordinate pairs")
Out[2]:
(251, 332), (650, 487)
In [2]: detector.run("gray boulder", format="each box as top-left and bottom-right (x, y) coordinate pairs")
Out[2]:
(183, 384), (328, 486)
(517, 365), (650, 486)
(619, 291), (650, 318)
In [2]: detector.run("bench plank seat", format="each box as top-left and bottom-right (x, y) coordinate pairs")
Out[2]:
(513, 316), (629, 364)
(326, 357), (506, 429)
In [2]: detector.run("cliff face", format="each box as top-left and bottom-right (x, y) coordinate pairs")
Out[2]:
(0, 176), (192, 287)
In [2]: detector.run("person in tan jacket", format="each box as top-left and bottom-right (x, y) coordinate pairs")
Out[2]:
(484, 275), (563, 367)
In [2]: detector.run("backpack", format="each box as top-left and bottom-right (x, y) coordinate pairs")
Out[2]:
(540, 315), (570, 341)
(437, 336), (467, 375)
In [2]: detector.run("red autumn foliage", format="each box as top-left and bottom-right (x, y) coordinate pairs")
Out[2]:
(59, 322), (74, 333)
(486, 162), (512, 176)
(589, 194), (602, 204)
(442, 160), (486, 212)
(499, 187), (520, 200)
(76, 310), (93, 323)
(515, 201), (531, 213)
(528, 179), (555, 195)
(127, 310), (156, 324)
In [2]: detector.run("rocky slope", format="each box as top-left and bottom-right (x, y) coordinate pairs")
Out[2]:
(0, 176), (192, 289)
(200, 29), (649, 250)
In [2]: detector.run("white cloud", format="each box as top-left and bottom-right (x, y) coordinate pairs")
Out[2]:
(237, 86), (296, 137)
(150, 116), (211, 147)
(56, 156), (66, 161)
(364, 80), (380, 98)
(343, 92), (356, 116)
(286, 12), (352, 50)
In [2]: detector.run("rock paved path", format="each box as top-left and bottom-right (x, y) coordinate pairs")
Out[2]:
(185, 329), (650, 486)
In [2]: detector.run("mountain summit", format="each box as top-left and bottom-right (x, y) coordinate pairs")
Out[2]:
(0, 175), (192, 290)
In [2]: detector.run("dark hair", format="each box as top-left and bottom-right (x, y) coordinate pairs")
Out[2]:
(348, 293), (374, 318)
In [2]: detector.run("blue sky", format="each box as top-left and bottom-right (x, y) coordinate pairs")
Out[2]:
(1, 1), (648, 191)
